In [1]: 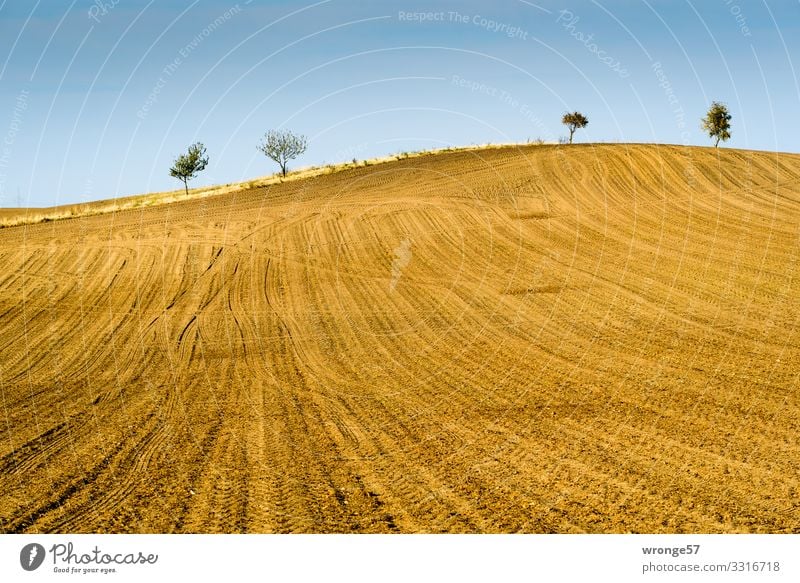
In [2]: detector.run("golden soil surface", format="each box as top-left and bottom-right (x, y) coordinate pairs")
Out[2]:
(1, 143), (799, 533)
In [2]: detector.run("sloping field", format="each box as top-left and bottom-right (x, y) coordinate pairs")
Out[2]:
(1, 143), (799, 533)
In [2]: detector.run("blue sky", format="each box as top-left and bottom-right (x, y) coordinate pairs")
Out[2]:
(0, 0), (798, 207)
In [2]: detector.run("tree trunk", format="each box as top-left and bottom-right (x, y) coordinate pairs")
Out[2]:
(715, 137), (720, 148)
(569, 129), (575, 144)
(281, 163), (287, 178)
(183, 179), (188, 197)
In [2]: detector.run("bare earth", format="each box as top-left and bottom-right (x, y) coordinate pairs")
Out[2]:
(1, 144), (799, 533)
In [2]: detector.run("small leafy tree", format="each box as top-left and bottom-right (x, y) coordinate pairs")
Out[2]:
(169, 142), (208, 196)
(561, 111), (589, 144)
(257, 129), (308, 178)
(702, 101), (732, 147)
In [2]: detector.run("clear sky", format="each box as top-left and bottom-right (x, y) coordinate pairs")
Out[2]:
(0, 0), (798, 207)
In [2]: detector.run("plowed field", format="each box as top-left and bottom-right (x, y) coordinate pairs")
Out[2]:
(1, 144), (799, 533)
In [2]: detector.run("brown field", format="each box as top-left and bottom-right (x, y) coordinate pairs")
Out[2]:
(1, 143), (799, 533)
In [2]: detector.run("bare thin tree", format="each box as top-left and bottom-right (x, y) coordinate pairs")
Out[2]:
(257, 130), (308, 178)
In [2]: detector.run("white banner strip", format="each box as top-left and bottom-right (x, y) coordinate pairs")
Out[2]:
(2, 534), (797, 582)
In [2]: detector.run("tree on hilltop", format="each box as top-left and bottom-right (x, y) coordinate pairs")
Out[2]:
(257, 129), (308, 178)
(702, 102), (732, 147)
(561, 112), (589, 144)
(169, 142), (208, 196)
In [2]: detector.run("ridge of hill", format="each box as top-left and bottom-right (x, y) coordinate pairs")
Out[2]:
(0, 142), (526, 228)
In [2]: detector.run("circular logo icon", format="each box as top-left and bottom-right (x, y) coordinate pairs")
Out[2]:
(20, 543), (46, 571)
